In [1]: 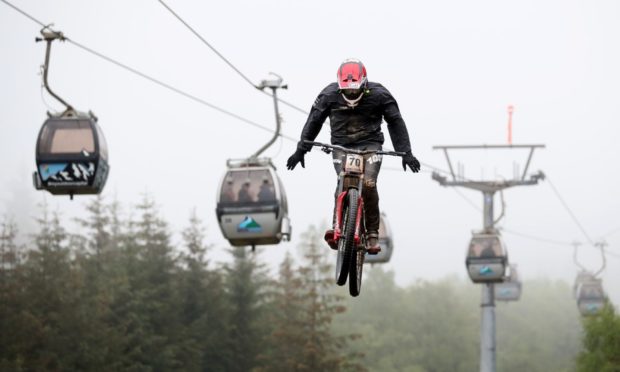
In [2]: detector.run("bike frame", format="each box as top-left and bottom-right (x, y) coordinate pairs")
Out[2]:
(333, 164), (366, 248)
(304, 140), (405, 295)
(305, 140), (405, 248)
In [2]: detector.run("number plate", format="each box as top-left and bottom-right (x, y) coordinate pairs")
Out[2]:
(344, 154), (364, 173)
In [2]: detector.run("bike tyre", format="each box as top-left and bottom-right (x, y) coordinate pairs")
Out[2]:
(335, 189), (358, 286)
(349, 194), (365, 296)
(349, 235), (365, 297)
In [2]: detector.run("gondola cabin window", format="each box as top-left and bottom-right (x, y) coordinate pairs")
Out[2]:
(38, 120), (95, 155)
(219, 169), (274, 204)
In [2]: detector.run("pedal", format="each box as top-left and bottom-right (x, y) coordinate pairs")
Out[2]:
(324, 230), (338, 250)
(366, 247), (381, 255)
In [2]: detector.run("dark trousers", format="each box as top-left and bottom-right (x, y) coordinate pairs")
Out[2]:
(331, 144), (382, 233)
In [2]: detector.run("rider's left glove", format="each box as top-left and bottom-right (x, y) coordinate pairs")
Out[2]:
(402, 152), (421, 173)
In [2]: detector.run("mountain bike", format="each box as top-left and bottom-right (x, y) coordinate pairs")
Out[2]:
(304, 140), (405, 296)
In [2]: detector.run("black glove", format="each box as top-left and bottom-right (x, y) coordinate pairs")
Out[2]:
(287, 141), (313, 170)
(402, 152), (420, 173)
(287, 149), (306, 170)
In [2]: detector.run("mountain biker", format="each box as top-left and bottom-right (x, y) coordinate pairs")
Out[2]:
(286, 58), (420, 254)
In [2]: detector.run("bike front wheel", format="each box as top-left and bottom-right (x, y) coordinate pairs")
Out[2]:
(335, 189), (358, 286)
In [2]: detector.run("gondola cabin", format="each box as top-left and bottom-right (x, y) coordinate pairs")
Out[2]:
(574, 272), (606, 315)
(495, 264), (522, 301)
(466, 232), (508, 283)
(365, 212), (394, 264)
(215, 158), (291, 247)
(573, 271), (594, 299)
(33, 110), (109, 199)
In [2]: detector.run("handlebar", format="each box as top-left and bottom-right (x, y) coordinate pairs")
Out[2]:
(303, 140), (406, 157)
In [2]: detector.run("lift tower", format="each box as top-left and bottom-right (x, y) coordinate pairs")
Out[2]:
(432, 144), (545, 372)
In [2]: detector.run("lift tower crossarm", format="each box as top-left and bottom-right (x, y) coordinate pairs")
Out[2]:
(432, 174), (545, 193)
(432, 144), (545, 182)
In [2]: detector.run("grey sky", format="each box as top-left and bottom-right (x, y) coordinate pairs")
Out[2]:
(1, 0), (619, 304)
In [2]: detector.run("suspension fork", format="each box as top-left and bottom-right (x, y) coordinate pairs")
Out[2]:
(333, 188), (365, 245)
(353, 174), (365, 246)
(354, 196), (364, 245)
(333, 191), (347, 241)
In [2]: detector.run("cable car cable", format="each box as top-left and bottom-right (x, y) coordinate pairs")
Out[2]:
(68, 38), (299, 141)
(0, 0), (498, 177)
(501, 228), (573, 246)
(1, 0), (300, 142)
(156, 0), (309, 116)
(157, 0), (255, 88)
(156, 0), (457, 176)
(453, 188), (482, 212)
(546, 176), (595, 245)
(1, 0), (44, 26)
(155, 0), (457, 177)
(443, 171), (620, 260)
(7, 0), (620, 263)
(601, 226), (620, 239)
(501, 228), (620, 260)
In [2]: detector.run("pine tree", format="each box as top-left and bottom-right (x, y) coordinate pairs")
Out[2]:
(577, 303), (620, 372)
(71, 195), (127, 370)
(176, 209), (229, 371)
(113, 194), (182, 370)
(295, 225), (363, 372)
(0, 216), (24, 370)
(75, 195), (111, 257)
(0, 216), (19, 270)
(225, 246), (270, 372)
(255, 252), (309, 371)
(14, 202), (89, 370)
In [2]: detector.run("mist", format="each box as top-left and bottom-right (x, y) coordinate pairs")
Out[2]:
(2, 0), (619, 330)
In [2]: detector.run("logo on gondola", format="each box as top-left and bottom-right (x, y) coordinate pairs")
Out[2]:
(237, 216), (262, 233)
(39, 163), (68, 181)
(479, 266), (494, 276)
(39, 162), (96, 182)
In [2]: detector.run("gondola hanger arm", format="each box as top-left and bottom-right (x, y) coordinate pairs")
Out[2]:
(250, 72), (286, 159)
(35, 25), (74, 113)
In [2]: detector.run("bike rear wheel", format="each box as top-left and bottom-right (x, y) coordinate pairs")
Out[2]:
(349, 200), (365, 297)
(349, 243), (365, 297)
(335, 189), (358, 286)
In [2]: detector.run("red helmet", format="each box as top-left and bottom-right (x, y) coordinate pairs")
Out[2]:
(337, 58), (367, 90)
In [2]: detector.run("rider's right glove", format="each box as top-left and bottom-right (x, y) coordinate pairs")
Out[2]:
(402, 152), (421, 173)
(286, 150), (306, 170)
(286, 141), (312, 170)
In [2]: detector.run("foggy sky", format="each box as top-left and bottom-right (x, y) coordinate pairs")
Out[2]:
(1, 0), (619, 305)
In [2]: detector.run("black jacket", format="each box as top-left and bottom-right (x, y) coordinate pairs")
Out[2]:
(299, 82), (412, 153)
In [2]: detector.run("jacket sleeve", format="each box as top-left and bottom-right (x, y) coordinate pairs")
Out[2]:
(382, 89), (413, 154)
(299, 86), (332, 146)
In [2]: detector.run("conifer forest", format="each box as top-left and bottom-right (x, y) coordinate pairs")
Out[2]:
(1, 196), (619, 371)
